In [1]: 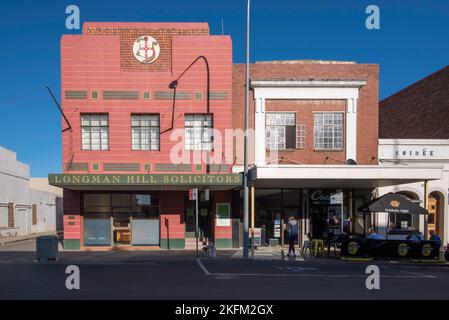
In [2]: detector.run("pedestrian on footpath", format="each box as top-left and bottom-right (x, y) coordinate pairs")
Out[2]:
(286, 216), (299, 259)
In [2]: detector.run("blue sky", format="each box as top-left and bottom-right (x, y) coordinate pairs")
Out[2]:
(0, 0), (448, 177)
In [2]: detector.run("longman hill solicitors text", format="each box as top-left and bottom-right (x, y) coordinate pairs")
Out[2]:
(48, 174), (243, 186)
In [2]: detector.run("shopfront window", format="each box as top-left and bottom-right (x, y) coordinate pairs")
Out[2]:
(309, 189), (349, 239)
(254, 189), (303, 245)
(132, 194), (159, 218)
(82, 193), (160, 246)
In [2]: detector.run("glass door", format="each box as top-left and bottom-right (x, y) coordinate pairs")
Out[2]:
(112, 208), (131, 245)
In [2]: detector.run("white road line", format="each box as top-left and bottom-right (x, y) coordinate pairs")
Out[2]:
(382, 265), (437, 279)
(196, 261), (436, 279)
(196, 258), (211, 276)
(205, 273), (434, 278)
(395, 269), (436, 279)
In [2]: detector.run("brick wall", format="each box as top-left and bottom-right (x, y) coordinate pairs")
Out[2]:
(83, 22), (209, 72)
(232, 62), (379, 165)
(61, 22), (232, 174)
(160, 191), (185, 249)
(380, 65), (449, 139)
(62, 189), (81, 249)
(265, 99), (346, 165)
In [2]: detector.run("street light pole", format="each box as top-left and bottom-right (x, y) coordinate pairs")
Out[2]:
(243, 0), (251, 259)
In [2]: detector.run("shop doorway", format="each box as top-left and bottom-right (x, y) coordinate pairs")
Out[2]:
(428, 191), (445, 238)
(185, 196), (212, 239)
(112, 210), (131, 245)
(309, 189), (349, 240)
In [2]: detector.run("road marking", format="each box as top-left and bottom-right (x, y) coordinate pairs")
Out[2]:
(197, 261), (437, 279)
(382, 265), (437, 279)
(202, 273), (435, 278)
(196, 258), (211, 276)
(393, 269), (436, 279)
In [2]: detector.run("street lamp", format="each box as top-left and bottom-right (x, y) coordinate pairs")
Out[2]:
(243, 0), (251, 259)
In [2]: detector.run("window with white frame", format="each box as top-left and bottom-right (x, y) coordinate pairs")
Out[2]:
(296, 124), (306, 149)
(184, 114), (213, 151)
(313, 113), (344, 150)
(132, 114), (160, 151)
(81, 114), (109, 150)
(266, 113), (296, 150)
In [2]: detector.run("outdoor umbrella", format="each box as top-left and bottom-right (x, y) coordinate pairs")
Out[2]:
(358, 193), (428, 239)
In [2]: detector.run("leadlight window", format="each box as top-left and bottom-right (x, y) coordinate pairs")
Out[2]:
(313, 113), (344, 150)
(131, 114), (160, 151)
(185, 114), (213, 151)
(81, 114), (109, 150)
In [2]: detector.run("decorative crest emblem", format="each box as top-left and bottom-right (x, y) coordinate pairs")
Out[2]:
(133, 36), (160, 64)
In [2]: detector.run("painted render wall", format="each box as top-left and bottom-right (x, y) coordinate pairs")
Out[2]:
(0, 146), (63, 238)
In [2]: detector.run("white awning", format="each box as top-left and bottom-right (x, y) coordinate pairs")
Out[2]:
(249, 165), (443, 189)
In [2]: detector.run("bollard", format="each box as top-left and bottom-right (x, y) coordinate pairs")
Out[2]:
(281, 249), (285, 260)
(439, 249), (445, 262)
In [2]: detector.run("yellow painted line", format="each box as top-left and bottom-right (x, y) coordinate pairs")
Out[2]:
(341, 256), (373, 262)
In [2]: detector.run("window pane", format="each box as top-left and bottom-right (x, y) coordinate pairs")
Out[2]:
(81, 115), (90, 126)
(314, 113), (343, 150)
(91, 115), (100, 126)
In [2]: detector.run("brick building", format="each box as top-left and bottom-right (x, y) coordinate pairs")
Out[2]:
(379, 65), (449, 244)
(49, 22), (442, 250)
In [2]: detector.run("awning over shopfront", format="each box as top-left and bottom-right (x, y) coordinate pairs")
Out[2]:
(248, 165), (443, 189)
(48, 173), (243, 191)
(358, 192), (427, 215)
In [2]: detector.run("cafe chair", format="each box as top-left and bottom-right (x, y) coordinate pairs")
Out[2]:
(301, 240), (312, 257)
(312, 239), (325, 257)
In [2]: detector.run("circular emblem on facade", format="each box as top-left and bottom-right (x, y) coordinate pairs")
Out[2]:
(421, 244), (433, 257)
(347, 241), (360, 255)
(133, 36), (160, 64)
(397, 243), (409, 256)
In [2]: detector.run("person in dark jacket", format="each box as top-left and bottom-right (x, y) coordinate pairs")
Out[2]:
(286, 216), (299, 258)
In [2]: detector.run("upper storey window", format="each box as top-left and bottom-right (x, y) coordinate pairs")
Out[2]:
(81, 114), (109, 150)
(266, 113), (296, 150)
(185, 114), (213, 151)
(131, 114), (160, 151)
(313, 113), (344, 150)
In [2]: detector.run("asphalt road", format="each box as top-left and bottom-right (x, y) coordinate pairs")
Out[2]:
(1, 239), (448, 300)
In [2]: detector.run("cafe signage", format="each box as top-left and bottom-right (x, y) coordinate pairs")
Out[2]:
(379, 144), (449, 160)
(48, 174), (243, 187)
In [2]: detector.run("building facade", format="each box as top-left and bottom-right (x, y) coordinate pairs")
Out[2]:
(50, 21), (443, 250)
(51, 22), (241, 250)
(379, 65), (449, 244)
(231, 61), (441, 245)
(0, 146), (62, 239)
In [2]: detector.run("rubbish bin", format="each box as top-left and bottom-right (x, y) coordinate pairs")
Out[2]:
(36, 236), (58, 262)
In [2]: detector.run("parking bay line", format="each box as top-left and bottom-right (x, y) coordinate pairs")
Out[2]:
(196, 259), (436, 279)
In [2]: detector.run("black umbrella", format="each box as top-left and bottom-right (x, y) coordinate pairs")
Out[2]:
(358, 193), (427, 215)
(358, 193), (427, 240)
